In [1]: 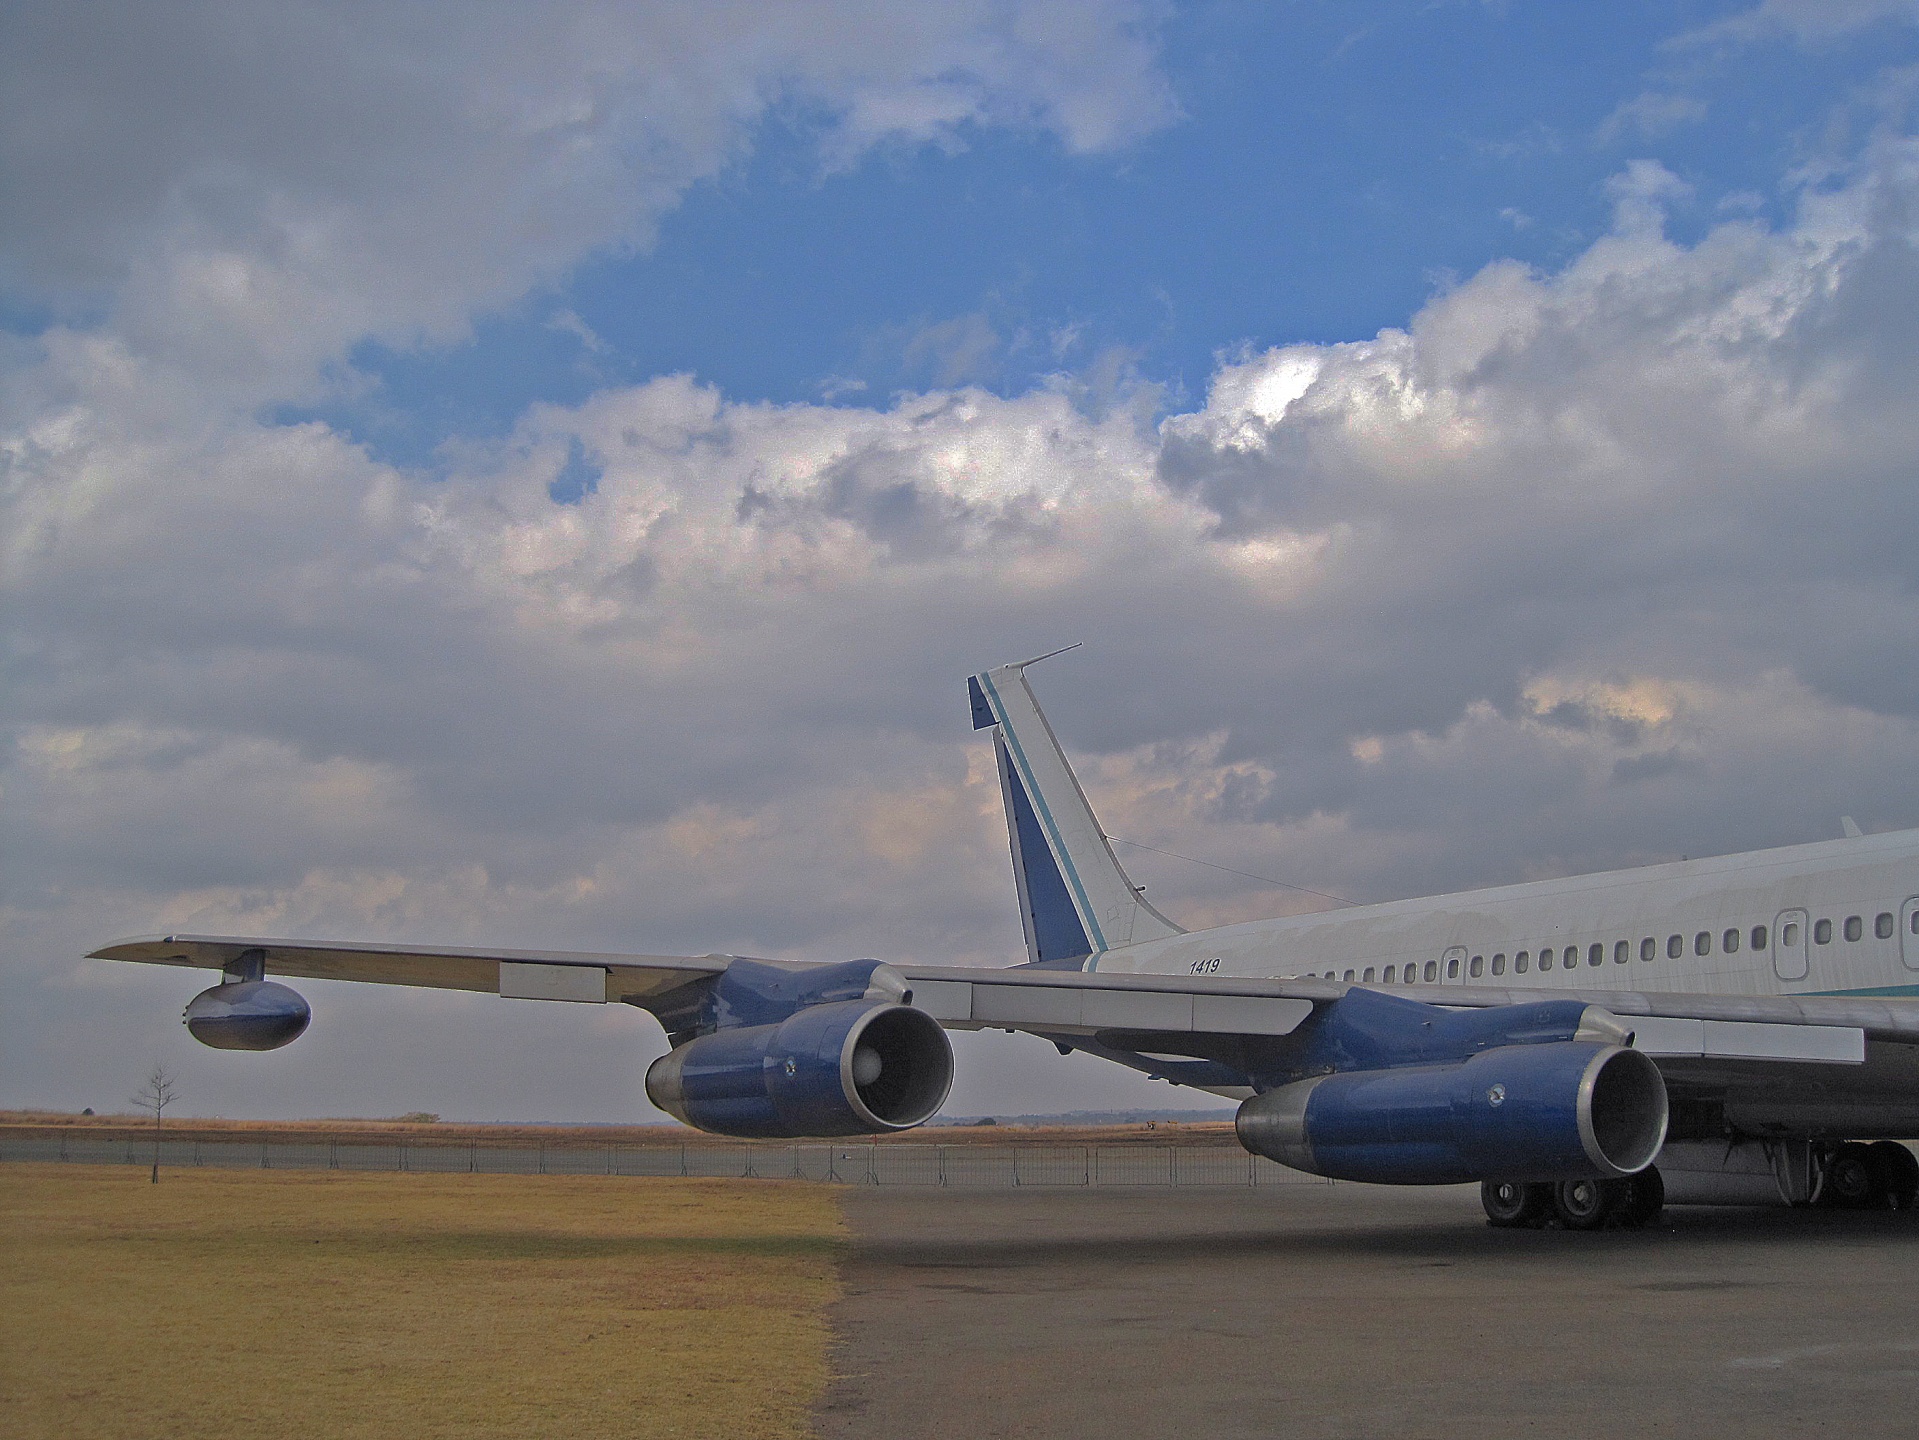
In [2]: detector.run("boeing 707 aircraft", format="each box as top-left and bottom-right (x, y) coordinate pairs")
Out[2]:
(92, 658), (1919, 1229)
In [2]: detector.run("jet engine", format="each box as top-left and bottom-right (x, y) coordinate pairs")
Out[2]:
(646, 998), (953, 1139)
(1236, 1041), (1667, 1185)
(184, 979), (311, 1051)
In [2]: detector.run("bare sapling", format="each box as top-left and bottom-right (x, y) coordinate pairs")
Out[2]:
(131, 1065), (177, 1184)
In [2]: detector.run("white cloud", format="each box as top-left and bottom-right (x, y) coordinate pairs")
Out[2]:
(1676, 0), (1919, 48)
(0, 1), (1176, 400)
(1597, 92), (1708, 145)
(8, 20), (1919, 1122)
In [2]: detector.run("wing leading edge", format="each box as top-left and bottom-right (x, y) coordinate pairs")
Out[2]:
(88, 934), (736, 1006)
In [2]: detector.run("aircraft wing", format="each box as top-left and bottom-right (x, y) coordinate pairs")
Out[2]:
(88, 932), (1331, 1031)
(88, 934), (741, 1006)
(890, 968), (1919, 1061)
(92, 932), (1919, 1054)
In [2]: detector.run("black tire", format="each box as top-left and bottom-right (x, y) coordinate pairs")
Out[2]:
(1822, 1142), (1883, 1209)
(1482, 1179), (1550, 1228)
(1553, 1177), (1623, 1230)
(1867, 1142), (1919, 1211)
(1618, 1166), (1665, 1228)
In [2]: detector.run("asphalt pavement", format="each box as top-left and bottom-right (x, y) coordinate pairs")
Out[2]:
(814, 1184), (1919, 1439)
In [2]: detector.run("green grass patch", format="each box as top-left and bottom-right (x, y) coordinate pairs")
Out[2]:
(0, 1163), (844, 1440)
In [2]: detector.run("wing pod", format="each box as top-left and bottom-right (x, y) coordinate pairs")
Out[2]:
(184, 980), (311, 1051)
(1236, 1041), (1667, 1185)
(645, 1000), (953, 1139)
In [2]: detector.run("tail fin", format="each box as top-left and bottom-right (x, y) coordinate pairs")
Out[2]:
(969, 660), (1184, 967)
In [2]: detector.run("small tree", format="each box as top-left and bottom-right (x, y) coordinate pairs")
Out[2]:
(131, 1065), (177, 1184)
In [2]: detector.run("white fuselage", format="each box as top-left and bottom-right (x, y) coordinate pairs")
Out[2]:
(1085, 830), (1919, 1002)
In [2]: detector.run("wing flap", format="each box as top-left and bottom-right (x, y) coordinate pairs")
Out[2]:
(897, 967), (1317, 1036)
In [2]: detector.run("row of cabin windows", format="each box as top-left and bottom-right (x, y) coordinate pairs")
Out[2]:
(1315, 908), (1912, 984)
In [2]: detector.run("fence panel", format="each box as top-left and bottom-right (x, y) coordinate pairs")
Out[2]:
(1093, 1146), (1172, 1186)
(2, 1137), (1337, 1189)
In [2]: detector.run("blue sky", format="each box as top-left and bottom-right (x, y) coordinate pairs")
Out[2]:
(305, 1), (1918, 469)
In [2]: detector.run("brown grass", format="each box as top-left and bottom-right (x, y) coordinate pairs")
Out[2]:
(0, 1164), (844, 1440)
(1, 1109), (1237, 1148)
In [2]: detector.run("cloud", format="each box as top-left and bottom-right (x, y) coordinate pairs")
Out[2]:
(900, 312), (1003, 388)
(1675, 0), (1919, 48)
(9, 25), (1919, 1122)
(1597, 92), (1708, 145)
(0, 1), (1177, 399)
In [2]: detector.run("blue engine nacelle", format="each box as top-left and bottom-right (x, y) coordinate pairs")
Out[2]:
(644, 999), (954, 1139)
(1235, 1041), (1667, 1185)
(184, 980), (311, 1051)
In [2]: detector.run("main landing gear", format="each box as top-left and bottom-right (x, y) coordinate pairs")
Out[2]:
(1810, 1141), (1919, 1211)
(1482, 1143), (1919, 1226)
(1481, 1169), (1666, 1230)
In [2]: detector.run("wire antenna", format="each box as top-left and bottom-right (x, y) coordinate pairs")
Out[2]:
(1009, 641), (1082, 670)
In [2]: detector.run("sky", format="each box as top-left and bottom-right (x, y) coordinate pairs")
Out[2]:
(6, 0), (1919, 1123)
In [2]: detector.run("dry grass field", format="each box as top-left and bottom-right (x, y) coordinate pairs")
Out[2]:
(0, 1163), (844, 1440)
(2, 1108), (1237, 1149)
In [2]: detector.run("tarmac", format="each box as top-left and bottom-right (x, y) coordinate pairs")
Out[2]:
(814, 1184), (1919, 1439)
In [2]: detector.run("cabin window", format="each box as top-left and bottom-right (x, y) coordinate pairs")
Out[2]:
(1613, 941), (1628, 964)
(1723, 929), (1739, 954)
(1668, 934), (1684, 959)
(1912, 911), (1919, 936)
(1640, 937), (1656, 961)
(1814, 919), (1832, 945)
(1363, 966), (1376, 982)
(1695, 931), (1711, 956)
(1588, 943), (1604, 967)
(1877, 912), (1895, 940)
(1539, 948), (1554, 971)
(1423, 961), (1438, 981)
(1383, 964), (1397, 982)
(1513, 951), (1528, 973)
(1471, 955), (1485, 978)
(1783, 922), (1800, 947)
(1344, 969), (1357, 980)
(1844, 916), (1862, 942)
(1446, 956), (1459, 979)
(1751, 925), (1768, 950)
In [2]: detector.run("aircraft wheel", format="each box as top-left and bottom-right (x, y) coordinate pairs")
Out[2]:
(1552, 1177), (1621, 1231)
(1618, 1166), (1665, 1228)
(1822, 1142), (1883, 1210)
(1482, 1180), (1550, 1228)
(1867, 1142), (1919, 1211)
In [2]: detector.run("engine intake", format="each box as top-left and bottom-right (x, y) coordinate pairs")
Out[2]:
(645, 1000), (953, 1139)
(1236, 1041), (1667, 1185)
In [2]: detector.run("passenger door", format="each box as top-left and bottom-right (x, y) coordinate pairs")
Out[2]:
(1774, 908), (1809, 982)
(1901, 898), (1919, 972)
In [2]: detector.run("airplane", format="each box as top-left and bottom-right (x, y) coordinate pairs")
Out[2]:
(90, 655), (1919, 1230)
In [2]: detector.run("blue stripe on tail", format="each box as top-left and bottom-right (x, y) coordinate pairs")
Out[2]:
(998, 741), (1094, 965)
(968, 675), (996, 730)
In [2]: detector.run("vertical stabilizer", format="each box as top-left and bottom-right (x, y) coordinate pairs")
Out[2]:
(969, 661), (1184, 967)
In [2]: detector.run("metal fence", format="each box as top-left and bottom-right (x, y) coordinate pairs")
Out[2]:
(0, 1135), (1333, 1189)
